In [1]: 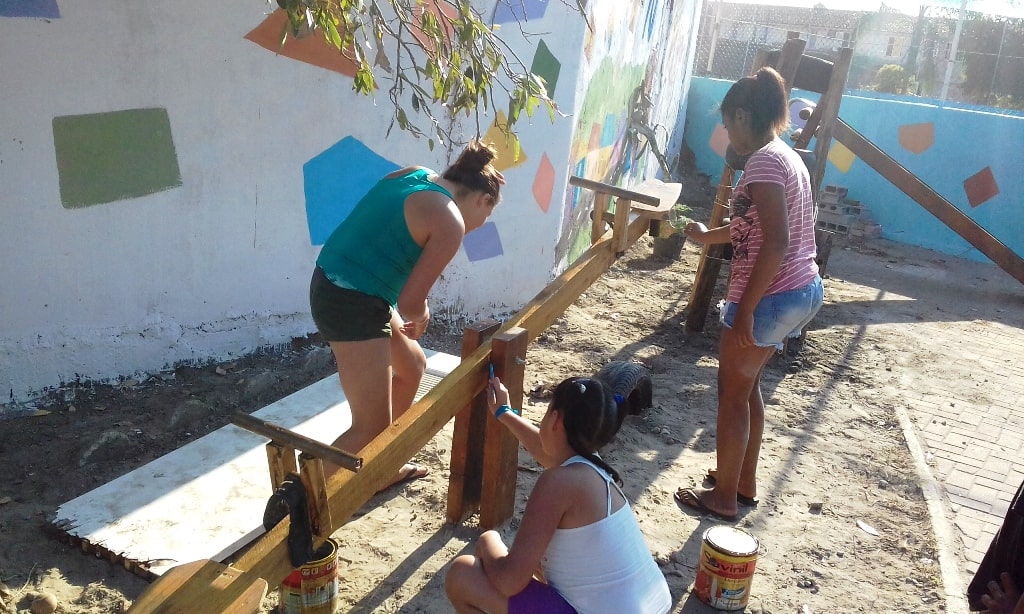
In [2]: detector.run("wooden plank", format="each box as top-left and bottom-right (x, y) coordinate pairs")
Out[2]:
(774, 37), (807, 97)
(265, 442), (297, 492)
(298, 453), (331, 538)
(127, 560), (266, 614)
(613, 198), (631, 256)
(810, 47), (853, 196)
(230, 412), (363, 473)
(568, 175), (661, 206)
(479, 328), (528, 529)
(685, 165), (736, 331)
(446, 319), (501, 524)
(833, 119), (1024, 285)
(592, 193), (612, 246)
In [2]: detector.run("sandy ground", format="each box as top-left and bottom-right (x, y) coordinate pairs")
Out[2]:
(3, 167), (1008, 613)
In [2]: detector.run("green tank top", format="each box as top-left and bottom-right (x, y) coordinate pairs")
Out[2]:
(316, 168), (454, 307)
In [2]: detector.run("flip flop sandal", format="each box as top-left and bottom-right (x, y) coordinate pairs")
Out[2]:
(674, 487), (738, 522)
(704, 470), (760, 507)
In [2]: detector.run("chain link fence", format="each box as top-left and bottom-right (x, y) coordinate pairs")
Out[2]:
(694, 1), (1024, 110)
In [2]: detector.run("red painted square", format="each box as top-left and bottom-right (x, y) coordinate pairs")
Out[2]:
(963, 167), (999, 208)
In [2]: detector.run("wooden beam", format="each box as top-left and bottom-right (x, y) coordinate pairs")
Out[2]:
(479, 328), (528, 528)
(446, 319), (501, 524)
(684, 165), (736, 332)
(833, 119), (1024, 285)
(810, 47), (853, 197)
(774, 37), (807, 97)
(230, 412), (362, 473)
(568, 176), (662, 207)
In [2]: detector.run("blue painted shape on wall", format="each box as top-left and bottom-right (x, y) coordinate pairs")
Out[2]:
(304, 137), (399, 246)
(462, 221), (503, 261)
(493, 0), (548, 24)
(0, 0), (59, 17)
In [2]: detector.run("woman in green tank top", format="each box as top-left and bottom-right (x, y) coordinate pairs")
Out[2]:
(309, 140), (504, 489)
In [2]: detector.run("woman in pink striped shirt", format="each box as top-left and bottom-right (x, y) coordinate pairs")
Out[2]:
(676, 67), (824, 521)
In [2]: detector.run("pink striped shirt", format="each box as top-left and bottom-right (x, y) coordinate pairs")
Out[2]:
(726, 138), (818, 304)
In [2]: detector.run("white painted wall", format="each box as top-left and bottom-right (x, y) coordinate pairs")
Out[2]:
(0, 0), (699, 405)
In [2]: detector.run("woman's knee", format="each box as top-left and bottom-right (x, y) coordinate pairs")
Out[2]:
(445, 555), (477, 597)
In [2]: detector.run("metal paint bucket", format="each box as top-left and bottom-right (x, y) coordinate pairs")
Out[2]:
(694, 526), (759, 611)
(279, 538), (340, 614)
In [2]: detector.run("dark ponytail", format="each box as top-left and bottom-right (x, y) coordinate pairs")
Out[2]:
(551, 377), (623, 486)
(442, 139), (503, 202)
(720, 66), (789, 139)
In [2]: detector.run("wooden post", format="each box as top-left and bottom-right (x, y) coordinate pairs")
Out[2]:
(446, 319), (502, 524)
(774, 37), (807, 97)
(684, 165), (736, 331)
(613, 197), (632, 256)
(478, 328), (528, 529)
(592, 193), (612, 245)
(265, 442), (297, 491)
(297, 453), (331, 538)
(810, 47), (853, 197)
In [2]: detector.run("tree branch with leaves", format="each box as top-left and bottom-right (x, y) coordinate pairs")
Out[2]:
(272, 0), (583, 151)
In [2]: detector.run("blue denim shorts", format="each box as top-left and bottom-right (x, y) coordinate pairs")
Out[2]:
(720, 275), (824, 350)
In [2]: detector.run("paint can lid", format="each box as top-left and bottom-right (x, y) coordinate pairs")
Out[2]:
(704, 526), (759, 556)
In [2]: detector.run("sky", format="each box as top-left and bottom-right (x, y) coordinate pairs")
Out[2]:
(728, 0), (1024, 18)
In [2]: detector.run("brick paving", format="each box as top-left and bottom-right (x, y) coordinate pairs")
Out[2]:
(825, 243), (1024, 588)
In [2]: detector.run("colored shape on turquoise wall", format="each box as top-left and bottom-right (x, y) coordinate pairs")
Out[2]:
(898, 123), (934, 155)
(964, 167), (999, 208)
(493, 0), (548, 24)
(303, 137), (399, 245)
(53, 108), (181, 209)
(245, 10), (359, 77)
(533, 153), (555, 213)
(0, 0), (58, 17)
(709, 124), (729, 158)
(828, 140), (856, 173)
(462, 221), (503, 261)
(531, 40), (561, 97)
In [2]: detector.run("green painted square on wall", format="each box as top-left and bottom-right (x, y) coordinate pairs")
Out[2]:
(53, 108), (182, 208)
(531, 40), (561, 98)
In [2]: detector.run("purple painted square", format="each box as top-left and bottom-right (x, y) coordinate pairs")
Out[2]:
(463, 221), (503, 261)
(493, 0), (549, 24)
(0, 0), (60, 18)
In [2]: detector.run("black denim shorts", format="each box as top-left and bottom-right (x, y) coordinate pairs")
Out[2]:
(309, 266), (392, 341)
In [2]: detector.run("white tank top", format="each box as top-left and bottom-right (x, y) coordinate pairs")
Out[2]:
(541, 456), (672, 614)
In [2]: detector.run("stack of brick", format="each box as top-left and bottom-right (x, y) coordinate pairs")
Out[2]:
(815, 185), (882, 239)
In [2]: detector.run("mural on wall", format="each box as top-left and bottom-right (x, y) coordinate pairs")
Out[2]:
(0, 0), (59, 18)
(244, 9), (359, 77)
(556, 0), (693, 266)
(53, 108), (182, 208)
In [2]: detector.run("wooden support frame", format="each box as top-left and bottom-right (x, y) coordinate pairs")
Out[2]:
(126, 183), (662, 613)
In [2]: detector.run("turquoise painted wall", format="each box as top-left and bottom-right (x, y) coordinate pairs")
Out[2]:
(682, 77), (1024, 266)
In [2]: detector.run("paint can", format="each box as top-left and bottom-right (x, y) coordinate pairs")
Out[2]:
(278, 538), (340, 614)
(694, 526), (759, 611)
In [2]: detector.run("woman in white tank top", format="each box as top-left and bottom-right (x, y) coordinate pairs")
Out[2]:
(445, 375), (672, 614)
